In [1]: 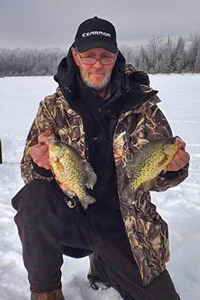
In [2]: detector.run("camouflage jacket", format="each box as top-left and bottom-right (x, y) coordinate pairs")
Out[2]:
(21, 74), (188, 286)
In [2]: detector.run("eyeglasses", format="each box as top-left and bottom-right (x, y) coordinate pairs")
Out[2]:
(78, 54), (116, 65)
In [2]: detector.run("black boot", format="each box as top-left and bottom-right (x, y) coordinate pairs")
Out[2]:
(87, 252), (111, 290)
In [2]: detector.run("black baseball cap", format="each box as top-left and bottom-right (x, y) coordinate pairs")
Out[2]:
(74, 16), (118, 53)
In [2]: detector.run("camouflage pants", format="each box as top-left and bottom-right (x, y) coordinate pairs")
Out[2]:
(12, 180), (180, 300)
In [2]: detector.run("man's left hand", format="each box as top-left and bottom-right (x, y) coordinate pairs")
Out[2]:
(166, 137), (190, 172)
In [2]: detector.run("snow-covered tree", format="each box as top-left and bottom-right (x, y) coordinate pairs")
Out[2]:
(119, 45), (135, 65)
(147, 35), (162, 73)
(194, 46), (200, 73)
(159, 36), (173, 74)
(137, 45), (149, 72)
(188, 33), (200, 72)
(173, 37), (187, 73)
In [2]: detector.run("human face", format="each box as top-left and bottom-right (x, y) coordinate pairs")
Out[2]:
(72, 47), (117, 90)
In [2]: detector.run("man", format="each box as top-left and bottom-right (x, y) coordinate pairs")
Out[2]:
(12, 17), (190, 300)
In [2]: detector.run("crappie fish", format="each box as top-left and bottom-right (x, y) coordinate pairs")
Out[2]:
(124, 137), (180, 194)
(46, 135), (97, 209)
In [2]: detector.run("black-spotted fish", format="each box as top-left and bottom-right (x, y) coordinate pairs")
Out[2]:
(46, 135), (97, 209)
(124, 137), (180, 195)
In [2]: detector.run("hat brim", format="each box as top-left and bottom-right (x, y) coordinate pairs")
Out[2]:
(75, 41), (118, 53)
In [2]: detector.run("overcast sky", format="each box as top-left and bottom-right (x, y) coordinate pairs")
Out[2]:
(0, 0), (200, 50)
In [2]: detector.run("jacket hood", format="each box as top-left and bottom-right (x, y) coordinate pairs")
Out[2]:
(54, 44), (126, 99)
(54, 45), (159, 112)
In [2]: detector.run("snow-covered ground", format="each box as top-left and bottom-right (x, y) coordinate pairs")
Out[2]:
(0, 75), (200, 300)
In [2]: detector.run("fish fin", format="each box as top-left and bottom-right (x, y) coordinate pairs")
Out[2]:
(121, 184), (136, 206)
(142, 180), (155, 192)
(50, 165), (55, 176)
(126, 161), (136, 179)
(161, 167), (167, 175)
(157, 155), (168, 168)
(83, 161), (97, 189)
(54, 159), (65, 172)
(62, 188), (76, 198)
(80, 195), (97, 210)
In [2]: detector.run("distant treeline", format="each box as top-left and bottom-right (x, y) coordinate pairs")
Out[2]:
(0, 33), (200, 76)
(121, 33), (200, 74)
(0, 48), (66, 77)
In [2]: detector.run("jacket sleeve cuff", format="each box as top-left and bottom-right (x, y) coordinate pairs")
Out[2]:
(160, 170), (178, 180)
(150, 163), (189, 192)
(32, 161), (53, 177)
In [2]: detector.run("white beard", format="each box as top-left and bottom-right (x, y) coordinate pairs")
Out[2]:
(79, 69), (112, 90)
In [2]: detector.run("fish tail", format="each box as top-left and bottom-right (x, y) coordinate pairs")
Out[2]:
(80, 195), (97, 210)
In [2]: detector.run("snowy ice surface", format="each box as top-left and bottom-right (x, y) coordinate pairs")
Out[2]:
(0, 75), (200, 300)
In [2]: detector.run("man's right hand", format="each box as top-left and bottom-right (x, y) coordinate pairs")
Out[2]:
(29, 134), (51, 170)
